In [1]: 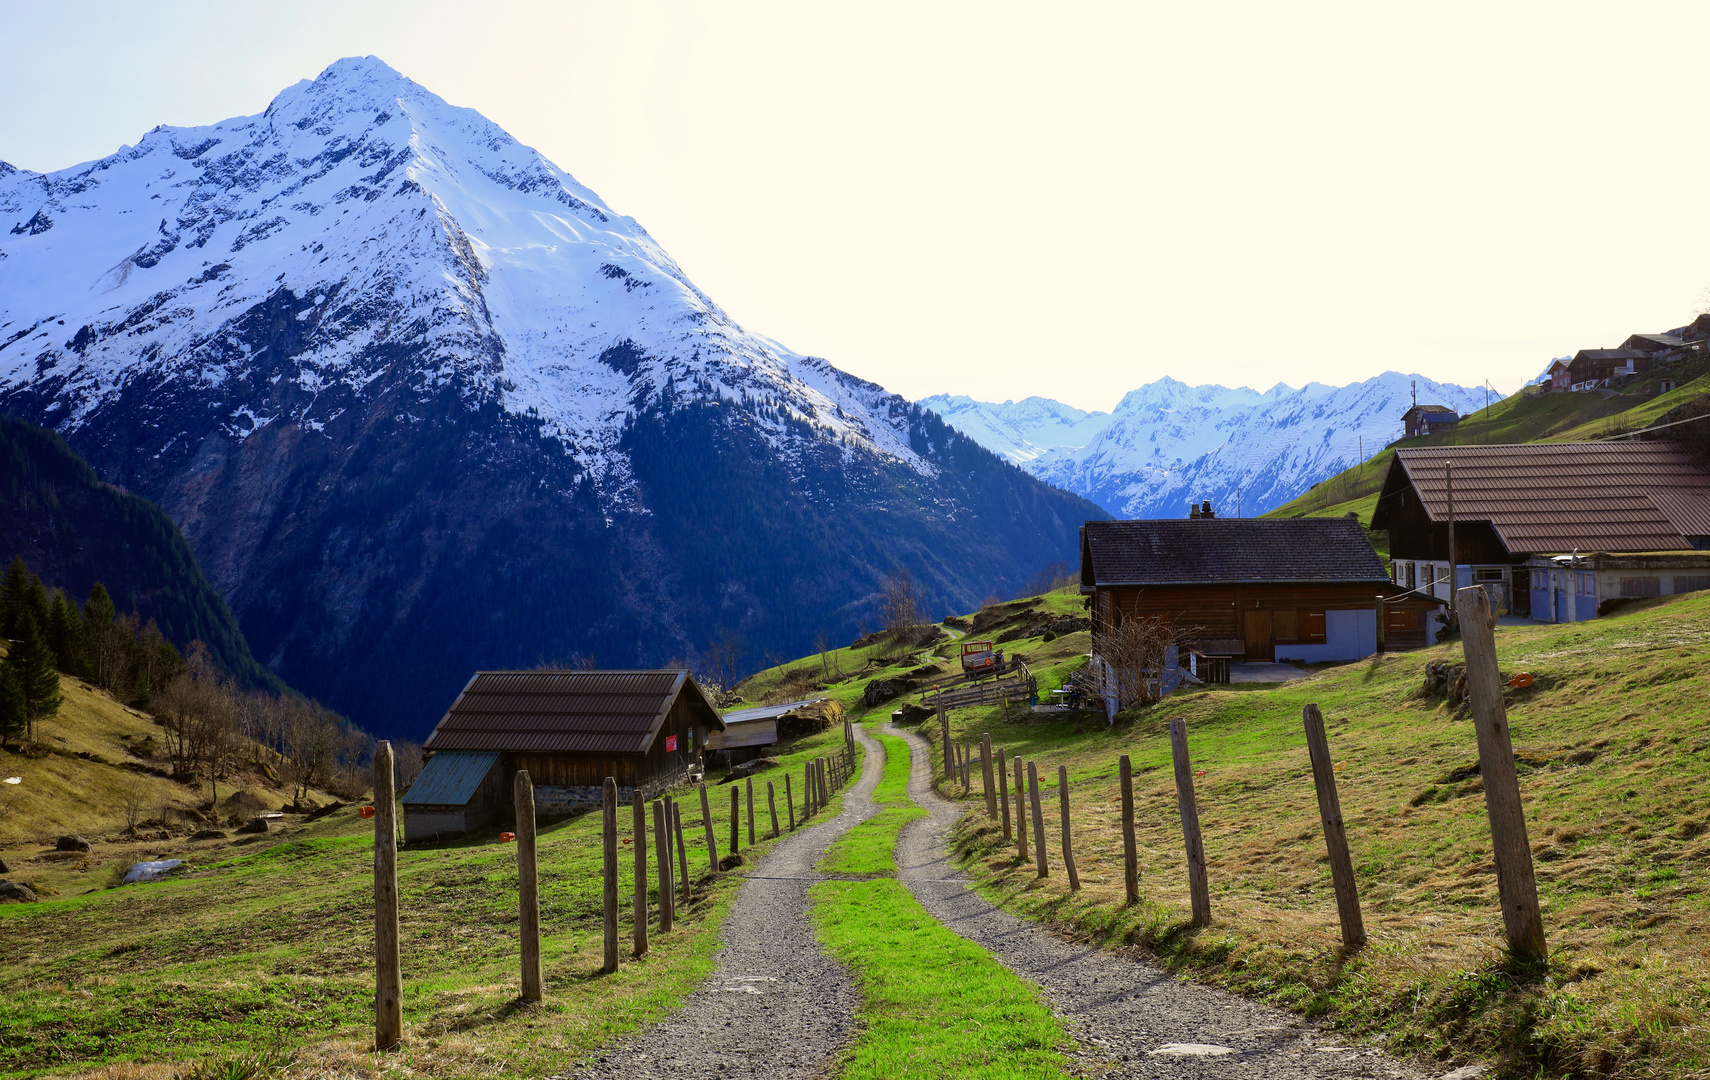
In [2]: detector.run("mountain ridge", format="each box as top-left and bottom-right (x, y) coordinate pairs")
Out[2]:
(0, 56), (1103, 738)
(921, 371), (1490, 519)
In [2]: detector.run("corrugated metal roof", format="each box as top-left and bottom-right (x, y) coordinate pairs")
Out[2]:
(1081, 517), (1390, 586)
(1379, 442), (1710, 554)
(721, 699), (823, 724)
(421, 670), (725, 755)
(402, 751), (498, 806)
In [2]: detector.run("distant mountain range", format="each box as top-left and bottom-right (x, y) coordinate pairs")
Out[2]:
(0, 56), (1101, 738)
(921, 372), (1490, 519)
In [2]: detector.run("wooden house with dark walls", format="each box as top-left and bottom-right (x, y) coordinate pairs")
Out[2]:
(1078, 512), (1438, 681)
(403, 670), (725, 842)
(1403, 404), (1461, 438)
(1371, 442), (1710, 624)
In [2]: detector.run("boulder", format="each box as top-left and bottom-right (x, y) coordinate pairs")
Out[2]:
(892, 702), (934, 724)
(0, 857), (8, 874)
(305, 800), (345, 822)
(727, 757), (779, 781)
(235, 816), (270, 835)
(0, 880), (37, 903)
(862, 679), (902, 708)
(55, 835), (93, 853)
(190, 829), (227, 841)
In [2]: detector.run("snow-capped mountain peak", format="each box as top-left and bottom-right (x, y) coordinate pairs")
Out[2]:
(0, 56), (934, 499)
(922, 371), (1491, 518)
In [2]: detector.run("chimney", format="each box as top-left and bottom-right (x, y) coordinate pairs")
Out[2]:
(1188, 501), (1200, 519)
(1201, 500), (1215, 519)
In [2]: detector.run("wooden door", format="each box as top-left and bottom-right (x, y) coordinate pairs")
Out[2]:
(1243, 610), (1273, 661)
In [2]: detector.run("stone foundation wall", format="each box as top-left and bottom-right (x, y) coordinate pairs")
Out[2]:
(534, 768), (688, 819)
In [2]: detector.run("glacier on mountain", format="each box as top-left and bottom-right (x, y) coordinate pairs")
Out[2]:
(921, 372), (1491, 519)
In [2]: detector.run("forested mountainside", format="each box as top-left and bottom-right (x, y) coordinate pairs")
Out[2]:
(0, 416), (272, 689)
(0, 57), (1101, 739)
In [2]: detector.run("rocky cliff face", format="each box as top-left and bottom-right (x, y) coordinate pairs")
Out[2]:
(0, 57), (1102, 738)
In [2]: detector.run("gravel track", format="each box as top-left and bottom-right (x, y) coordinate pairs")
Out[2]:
(571, 743), (884, 1080)
(891, 723), (1435, 1080)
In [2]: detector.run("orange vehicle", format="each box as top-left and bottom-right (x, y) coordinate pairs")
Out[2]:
(960, 640), (1001, 675)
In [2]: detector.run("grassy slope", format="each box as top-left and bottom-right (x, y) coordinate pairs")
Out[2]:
(915, 594), (1710, 1080)
(0, 710), (861, 1078)
(1266, 360), (1710, 523)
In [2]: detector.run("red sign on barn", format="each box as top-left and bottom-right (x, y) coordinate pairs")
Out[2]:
(665, 735), (678, 752)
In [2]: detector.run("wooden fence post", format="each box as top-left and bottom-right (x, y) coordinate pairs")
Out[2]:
(746, 777), (756, 845)
(939, 696), (952, 779)
(1302, 704), (1365, 947)
(1058, 764), (1080, 890)
(785, 773), (796, 830)
(1168, 718), (1212, 926)
(373, 741), (402, 1050)
(804, 763), (815, 819)
(729, 785), (740, 855)
(981, 734), (997, 818)
(767, 780), (780, 838)
(653, 799), (673, 934)
(1027, 761), (1049, 877)
(601, 777), (619, 973)
(1375, 595), (1386, 654)
(698, 783), (720, 872)
(1118, 754), (1139, 905)
(631, 790), (648, 958)
(672, 799), (690, 900)
(820, 759), (829, 804)
(1014, 756), (1029, 862)
(1458, 585), (1548, 963)
(515, 770), (543, 1000)
(996, 748), (1011, 841)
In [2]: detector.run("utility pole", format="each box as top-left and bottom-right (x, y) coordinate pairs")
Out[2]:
(1445, 460), (1456, 626)
(1358, 435), (1363, 476)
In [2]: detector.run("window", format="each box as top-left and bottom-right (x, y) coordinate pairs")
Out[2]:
(1474, 567), (1504, 582)
(1303, 610), (1327, 644)
(1675, 575), (1710, 594)
(1620, 576), (1661, 597)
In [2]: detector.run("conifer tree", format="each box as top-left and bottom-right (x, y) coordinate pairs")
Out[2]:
(11, 609), (61, 742)
(47, 590), (83, 675)
(0, 556), (29, 639)
(0, 661), (24, 747)
(82, 583), (120, 690)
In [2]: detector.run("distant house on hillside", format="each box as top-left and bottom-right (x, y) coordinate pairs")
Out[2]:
(1545, 359), (1572, 391)
(1403, 404), (1461, 438)
(403, 670), (724, 842)
(1620, 332), (1685, 355)
(1371, 442), (1710, 623)
(1078, 513), (1441, 703)
(1568, 348), (1650, 389)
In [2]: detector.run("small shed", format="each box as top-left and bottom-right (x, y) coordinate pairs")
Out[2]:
(406, 669), (725, 841)
(703, 698), (829, 768)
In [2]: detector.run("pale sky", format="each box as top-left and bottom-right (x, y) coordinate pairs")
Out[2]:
(3, 1), (1706, 412)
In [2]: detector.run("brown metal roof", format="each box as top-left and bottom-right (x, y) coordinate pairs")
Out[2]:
(1379, 442), (1710, 555)
(422, 670), (725, 755)
(1080, 517), (1390, 586)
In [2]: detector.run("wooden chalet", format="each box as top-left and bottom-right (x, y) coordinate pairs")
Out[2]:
(1567, 348), (1650, 388)
(404, 670), (724, 841)
(1371, 442), (1710, 623)
(1403, 404), (1461, 438)
(1078, 513), (1438, 666)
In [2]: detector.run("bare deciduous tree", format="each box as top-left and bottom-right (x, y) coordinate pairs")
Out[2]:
(1102, 613), (1193, 714)
(119, 778), (147, 832)
(882, 569), (923, 638)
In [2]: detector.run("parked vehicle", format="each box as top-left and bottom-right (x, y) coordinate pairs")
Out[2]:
(960, 640), (1002, 676)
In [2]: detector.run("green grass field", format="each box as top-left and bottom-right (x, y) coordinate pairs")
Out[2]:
(0, 720), (860, 1078)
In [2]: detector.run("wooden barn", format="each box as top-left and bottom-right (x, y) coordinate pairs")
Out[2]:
(1079, 513), (1440, 663)
(403, 670), (724, 842)
(1403, 404), (1461, 438)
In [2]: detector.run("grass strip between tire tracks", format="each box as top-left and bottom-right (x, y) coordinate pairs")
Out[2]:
(810, 729), (1072, 1079)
